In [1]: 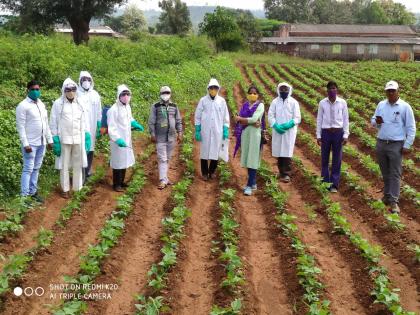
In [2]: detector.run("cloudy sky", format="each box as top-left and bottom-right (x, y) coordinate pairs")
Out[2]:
(130, 0), (420, 12)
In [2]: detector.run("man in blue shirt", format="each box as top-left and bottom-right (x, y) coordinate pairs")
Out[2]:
(371, 80), (416, 213)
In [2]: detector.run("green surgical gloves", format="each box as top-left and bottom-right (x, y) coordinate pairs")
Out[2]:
(52, 135), (61, 157)
(195, 125), (201, 142)
(223, 125), (229, 140)
(96, 121), (101, 138)
(273, 123), (286, 134)
(85, 132), (91, 152)
(116, 138), (127, 147)
(131, 120), (144, 131)
(274, 120), (295, 134)
(281, 119), (295, 130)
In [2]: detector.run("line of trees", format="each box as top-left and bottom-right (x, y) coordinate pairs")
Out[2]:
(264, 0), (416, 25)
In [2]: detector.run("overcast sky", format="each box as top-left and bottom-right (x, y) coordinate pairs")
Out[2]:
(130, 0), (420, 13)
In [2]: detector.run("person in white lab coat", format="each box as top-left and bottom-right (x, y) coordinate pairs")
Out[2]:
(268, 82), (301, 183)
(16, 80), (53, 203)
(50, 78), (91, 198)
(194, 78), (230, 180)
(107, 84), (144, 191)
(77, 71), (102, 179)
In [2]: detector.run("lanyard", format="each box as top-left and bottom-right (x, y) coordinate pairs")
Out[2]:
(161, 105), (168, 119)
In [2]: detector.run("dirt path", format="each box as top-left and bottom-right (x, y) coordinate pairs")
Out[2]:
(164, 144), (219, 315)
(292, 145), (420, 312)
(0, 139), (150, 315)
(85, 147), (184, 315)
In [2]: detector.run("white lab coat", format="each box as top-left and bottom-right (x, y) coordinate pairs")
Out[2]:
(107, 85), (135, 169)
(194, 92), (230, 160)
(77, 71), (102, 151)
(50, 78), (89, 170)
(268, 82), (301, 158)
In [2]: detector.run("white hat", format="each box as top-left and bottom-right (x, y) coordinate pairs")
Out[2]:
(384, 80), (399, 90)
(207, 78), (220, 89)
(160, 86), (171, 93)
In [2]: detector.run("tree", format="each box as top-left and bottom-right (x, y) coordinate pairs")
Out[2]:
(121, 4), (147, 33)
(379, 0), (415, 25)
(227, 9), (259, 42)
(104, 15), (124, 33)
(359, 1), (390, 24)
(199, 7), (243, 51)
(264, 0), (312, 23)
(156, 0), (192, 35)
(0, 0), (127, 45)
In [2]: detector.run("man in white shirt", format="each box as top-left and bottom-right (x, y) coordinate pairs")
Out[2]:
(316, 81), (349, 193)
(371, 80), (416, 213)
(50, 78), (91, 198)
(16, 80), (53, 202)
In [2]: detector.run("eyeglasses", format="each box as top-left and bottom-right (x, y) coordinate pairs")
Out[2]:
(29, 88), (40, 91)
(161, 92), (171, 95)
(208, 86), (219, 90)
(81, 77), (92, 82)
(64, 87), (77, 92)
(120, 92), (131, 96)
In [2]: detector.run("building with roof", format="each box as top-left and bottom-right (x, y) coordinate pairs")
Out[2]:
(258, 24), (420, 61)
(55, 26), (124, 38)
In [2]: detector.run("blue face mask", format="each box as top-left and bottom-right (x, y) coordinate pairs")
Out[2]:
(28, 89), (41, 100)
(279, 91), (289, 100)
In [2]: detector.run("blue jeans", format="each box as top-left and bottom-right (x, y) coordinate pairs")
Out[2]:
(247, 168), (257, 187)
(21, 145), (46, 196)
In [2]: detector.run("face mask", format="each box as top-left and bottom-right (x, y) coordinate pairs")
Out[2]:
(28, 89), (41, 101)
(247, 94), (258, 103)
(279, 91), (289, 100)
(65, 91), (76, 100)
(81, 81), (91, 90)
(328, 90), (337, 99)
(161, 94), (170, 102)
(119, 95), (131, 105)
(209, 89), (218, 97)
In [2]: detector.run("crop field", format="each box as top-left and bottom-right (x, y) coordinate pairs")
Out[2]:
(0, 33), (419, 315)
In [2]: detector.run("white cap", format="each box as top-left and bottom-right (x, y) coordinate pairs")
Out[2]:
(207, 78), (220, 89)
(384, 80), (399, 90)
(160, 86), (171, 94)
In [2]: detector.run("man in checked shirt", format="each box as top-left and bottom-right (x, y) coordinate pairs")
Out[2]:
(316, 81), (349, 193)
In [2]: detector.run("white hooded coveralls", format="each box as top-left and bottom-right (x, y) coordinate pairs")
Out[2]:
(268, 82), (301, 158)
(107, 85), (136, 169)
(49, 78), (89, 191)
(77, 71), (102, 151)
(194, 78), (230, 160)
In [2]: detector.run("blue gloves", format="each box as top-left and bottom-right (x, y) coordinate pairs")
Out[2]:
(195, 125), (201, 142)
(96, 121), (101, 138)
(85, 132), (91, 152)
(131, 120), (144, 131)
(273, 123), (286, 134)
(52, 136), (61, 157)
(116, 138), (127, 147)
(223, 125), (229, 140)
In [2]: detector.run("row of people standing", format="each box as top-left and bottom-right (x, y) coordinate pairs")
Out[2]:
(230, 79), (415, 215)
(16, 74), (415, 215)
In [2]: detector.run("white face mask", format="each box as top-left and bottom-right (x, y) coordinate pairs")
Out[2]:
(82, 81), (91, 90)
(161, 94), (170, 102)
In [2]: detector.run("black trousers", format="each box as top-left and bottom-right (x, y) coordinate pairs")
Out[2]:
(112, 168), (126, 188)
(277, 157), (291, 177)
(85, 151), (94, 178)
(200, 159), (218, 176)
